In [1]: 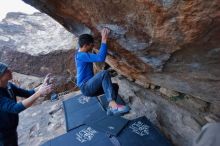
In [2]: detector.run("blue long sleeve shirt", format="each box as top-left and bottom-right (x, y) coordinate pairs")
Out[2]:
(75, 43), (107, 87)
(0, 82), (35, 132)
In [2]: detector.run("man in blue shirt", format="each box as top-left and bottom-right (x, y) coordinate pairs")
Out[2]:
(0, 62), (54, 146)
(75, 28), (129, 115)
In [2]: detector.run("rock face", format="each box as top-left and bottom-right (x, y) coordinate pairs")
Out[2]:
(23, 0), (220, 103)
(0, 12), (78, 92)
(0, 12), (74, 55)
(12, 72), (43, 90)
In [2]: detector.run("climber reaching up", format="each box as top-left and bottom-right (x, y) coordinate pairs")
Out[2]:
(0, 62), (54, 146)
(74, 28), (130, 115)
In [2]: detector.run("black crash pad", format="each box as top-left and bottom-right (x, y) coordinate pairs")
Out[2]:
(84, 109), (129, 136)
(116, 116), (172, 146)
(41, 125), (113, 146)
(63, 94), (102, 131)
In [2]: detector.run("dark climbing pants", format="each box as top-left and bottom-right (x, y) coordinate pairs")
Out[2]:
(80, 70), (119, 102)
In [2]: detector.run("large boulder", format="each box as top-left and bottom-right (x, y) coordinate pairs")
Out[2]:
(0, 12), (74, 56)
(0, 12), (78, 92)
(22, 0), (220, 103)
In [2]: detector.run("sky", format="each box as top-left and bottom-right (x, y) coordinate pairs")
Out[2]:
(0, 0), (38, 20)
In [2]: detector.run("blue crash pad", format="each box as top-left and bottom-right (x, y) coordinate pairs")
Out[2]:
(84, 109), (129, 136)
(63, 94), (101, 131)
(116, 116), (172, 146)
(42, 94), (173, 146)
(41, 125), (114, 146)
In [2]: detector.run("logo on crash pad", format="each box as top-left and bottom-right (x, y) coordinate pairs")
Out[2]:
(78, 96), (91, 104)
(76, 127), (97, 143)
(129, 121), (150, 136)
(108, 126), (115, 130)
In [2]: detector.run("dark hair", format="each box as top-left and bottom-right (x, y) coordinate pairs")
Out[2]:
(78, 34), (94, 48)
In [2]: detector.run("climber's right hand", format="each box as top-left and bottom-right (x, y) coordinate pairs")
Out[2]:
(101, 28), (110, 43)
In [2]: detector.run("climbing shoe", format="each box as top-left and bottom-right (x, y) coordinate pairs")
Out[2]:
(107, 104), (130, 116)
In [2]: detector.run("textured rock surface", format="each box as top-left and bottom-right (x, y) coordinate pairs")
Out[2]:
(159, 87), (180, 97)
(23, 0), (220, 103)
(0, 12), (74, 55)
(0, 12), (78, 92)
(12, 72), (43, 89)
